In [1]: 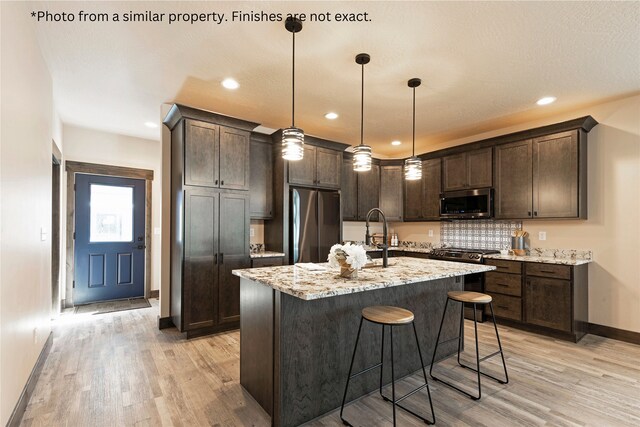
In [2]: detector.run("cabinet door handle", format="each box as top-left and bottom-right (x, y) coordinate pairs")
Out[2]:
(220, 253), (224, 264)
(534, 211), (538, 216)
(214, 253), (218, 265)
(528, 211), (531, 217)
(497, 305), (509, 310)
(221, 180), (224, 186)
(540, 270), (555, 274)
(215, 179), (219, 185)
(496, 283), (508, 287)
(496, 266), (508, 269)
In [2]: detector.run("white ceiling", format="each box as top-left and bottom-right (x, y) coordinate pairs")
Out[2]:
(33, 1), (640, 157)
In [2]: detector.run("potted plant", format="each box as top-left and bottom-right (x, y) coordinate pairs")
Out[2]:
(328, 243), (368, 279)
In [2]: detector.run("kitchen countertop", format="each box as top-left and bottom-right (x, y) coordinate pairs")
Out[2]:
(232, 257), (495, 300)
(249, 251), (286, 259)
(484, 254), (592, 265)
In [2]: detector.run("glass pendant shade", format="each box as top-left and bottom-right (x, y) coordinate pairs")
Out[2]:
(353, 144), (372, 172)
(281, 127), (304, 161)
(404, 156), (422, 180)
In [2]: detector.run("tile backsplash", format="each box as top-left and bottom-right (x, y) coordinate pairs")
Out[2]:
(441, 220), (522, 250)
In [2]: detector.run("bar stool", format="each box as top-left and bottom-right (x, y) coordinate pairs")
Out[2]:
(429, 291), (509, 400)
(340, 306), (435, 426)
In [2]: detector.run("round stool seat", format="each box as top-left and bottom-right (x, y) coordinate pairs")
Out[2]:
(362, 306), (414, 325)
(447, 291), (492, 304)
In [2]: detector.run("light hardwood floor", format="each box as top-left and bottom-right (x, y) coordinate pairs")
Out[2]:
(21, 299), (640, 427)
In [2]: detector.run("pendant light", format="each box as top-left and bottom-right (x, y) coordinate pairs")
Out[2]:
(404, 78), (422, 180)
(282, 17), (304, 161)
(353, 53), (372, 172)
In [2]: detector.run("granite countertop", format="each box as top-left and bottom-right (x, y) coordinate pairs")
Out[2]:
(250, 251), (286, 259)
(232, 257), (495, 301)
(484, 254), (591, 266)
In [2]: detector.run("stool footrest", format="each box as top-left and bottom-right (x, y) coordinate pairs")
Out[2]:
(478, 350), (502, 363)
(437, 336), (461, 346)
(381, 385), (435, 425)
(349, 362), (382, 380)
(458, 360), (509, 384)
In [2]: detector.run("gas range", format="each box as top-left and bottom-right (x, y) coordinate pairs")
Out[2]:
(429, 248), (499, 264)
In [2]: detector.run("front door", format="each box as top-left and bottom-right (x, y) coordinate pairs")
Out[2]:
(74, 174), (146, 304)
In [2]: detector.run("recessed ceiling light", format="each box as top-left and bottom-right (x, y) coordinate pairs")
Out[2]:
(144, 121), (158, 128)
(324, 112), (339, 120)
(536, 96), (557, 106)
(391, 140), (402, 146)
(221, 78), (240, 90)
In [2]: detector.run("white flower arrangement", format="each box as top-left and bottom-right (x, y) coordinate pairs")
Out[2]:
(327, 243), (368, 270)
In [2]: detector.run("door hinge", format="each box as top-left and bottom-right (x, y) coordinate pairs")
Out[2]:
(72, 280), (75, 288)
(74, 183), (76, 191)
(73, 232), (76, 240)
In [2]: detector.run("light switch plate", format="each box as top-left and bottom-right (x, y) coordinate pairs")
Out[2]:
(154, 227), (161, 235)
(538, 231), (547, 241)
(250, 227), (255, 237)
(428, 229), (434, 237)
(40, 227), (48, 241)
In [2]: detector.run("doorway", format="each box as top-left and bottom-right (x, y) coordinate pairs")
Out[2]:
(74, 174), (146, 304)
(65, 161), (154, 307)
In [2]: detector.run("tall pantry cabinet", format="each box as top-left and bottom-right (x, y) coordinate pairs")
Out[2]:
(165, 105), (258, 338)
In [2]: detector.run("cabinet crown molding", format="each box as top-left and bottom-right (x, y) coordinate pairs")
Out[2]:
(163, 103), (259, 132)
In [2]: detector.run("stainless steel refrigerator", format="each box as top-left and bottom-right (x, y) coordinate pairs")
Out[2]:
(290, 188), (341, 264)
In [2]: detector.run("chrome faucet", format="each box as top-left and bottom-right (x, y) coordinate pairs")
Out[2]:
(365, 208), (388, 267)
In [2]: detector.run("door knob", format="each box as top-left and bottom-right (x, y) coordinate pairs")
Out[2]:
(133, 245), (146, 250)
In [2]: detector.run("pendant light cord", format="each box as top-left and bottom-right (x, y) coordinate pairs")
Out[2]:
(292, 29), (296, 127)
(412, 86), (416, 157)
(360, 61), (364, 146)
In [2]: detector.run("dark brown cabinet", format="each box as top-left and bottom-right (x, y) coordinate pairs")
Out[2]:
(180, 189), (249, 333)
(249, 135), (273, 219)
(485, 258), (588, 342)
(357, 163), (380, 221)
(442, 147), (492, 191)
(184, 119), (250, 191)
(495, 130), (586, 219)
(165, 105), (257, 338)
(288, 145), (342, 189)
(494, 139), (533, 219)
(525, 276), (572, 332)
(403, 158), (441, 221)
(341, 156), (358, 221)
(251, 257), (284, 268)
(380, 165), (403, 221)
(532, 131), (580, 218)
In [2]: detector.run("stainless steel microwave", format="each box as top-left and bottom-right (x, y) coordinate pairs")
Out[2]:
(439, 188), (493, 219)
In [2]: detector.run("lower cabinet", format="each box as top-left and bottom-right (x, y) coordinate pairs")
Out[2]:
(251, 257), (284, 268)
(484, 259), (588, 342)
(173, 188), (250, 337)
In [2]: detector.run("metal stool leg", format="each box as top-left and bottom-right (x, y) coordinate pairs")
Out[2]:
(489, 302), (509, 384)
(390, 326), (397, 426)
(340, 317), (364, 426)
(379, 324), (385, 397)
(456, 300), (464, 365)
(473, 303), (482, 399)
(413, 322), (436, 424)
(429, 297), (451, 378)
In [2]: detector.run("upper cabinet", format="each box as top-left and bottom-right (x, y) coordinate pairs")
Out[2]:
(288, 145), (342, 189)
(184, 119), (250, 191)
(341, 156), (358, 221)
(403, 158), (441, 221)
(249, 134), (273, 219)
(357, 162), (380, 221)
(443, 147), (492, 191)
(495, 130), (586, 219)
(380, 164), (403, 221)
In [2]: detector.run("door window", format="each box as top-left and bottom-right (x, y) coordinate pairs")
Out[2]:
(89, 184), (134, 242)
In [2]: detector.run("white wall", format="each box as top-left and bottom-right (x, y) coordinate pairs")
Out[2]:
(62, 125), (162, 298)
(0, 2), (54, 423)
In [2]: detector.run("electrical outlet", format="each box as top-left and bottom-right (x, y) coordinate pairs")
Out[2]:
(250, 227), (255, 237)
(538, 231), (547, 241)
(428, 229), (434, 237)
(40, 227), (48, 241)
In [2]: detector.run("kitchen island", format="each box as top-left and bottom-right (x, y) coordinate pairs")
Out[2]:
(232, 257), (495, 427)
